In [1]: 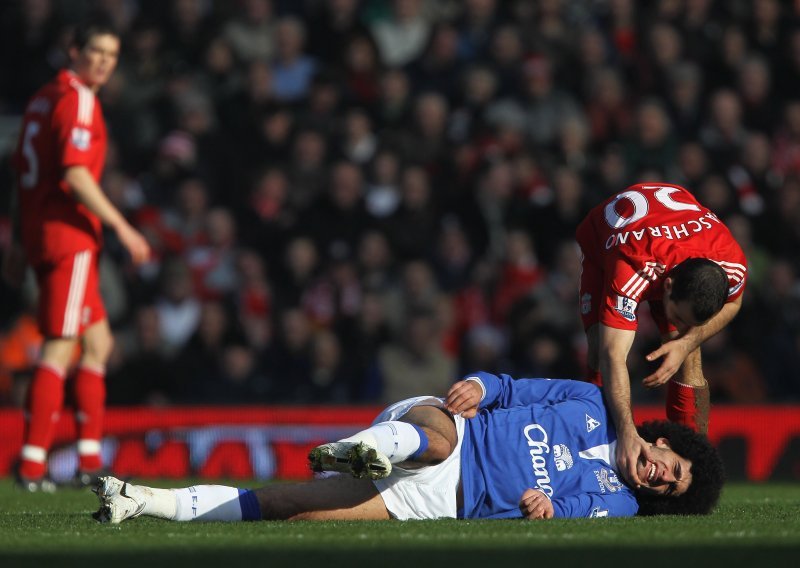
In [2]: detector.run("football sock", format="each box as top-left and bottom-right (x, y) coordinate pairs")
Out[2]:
(172, 485), (262, 522)
(666, 380), (710, 433)
(584, 369), (603, 387)
(342, 421), (429, 463)
(74, 364), (106, 471)
(19, 364), (66, 480)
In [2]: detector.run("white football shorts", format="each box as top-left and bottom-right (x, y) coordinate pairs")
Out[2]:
(371, 396), (466, 520)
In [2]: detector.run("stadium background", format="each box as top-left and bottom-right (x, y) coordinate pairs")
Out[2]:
(0, 0), (798, 482)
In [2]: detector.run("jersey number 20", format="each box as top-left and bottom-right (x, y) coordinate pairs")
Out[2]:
(604, 186), (701, 229)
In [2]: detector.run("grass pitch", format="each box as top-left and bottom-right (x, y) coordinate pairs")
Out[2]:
(0, 480), (798, 567)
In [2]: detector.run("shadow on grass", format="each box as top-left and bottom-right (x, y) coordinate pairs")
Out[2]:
(3, 545), (799, 568)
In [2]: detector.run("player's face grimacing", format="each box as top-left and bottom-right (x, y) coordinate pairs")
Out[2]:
(635, 438), (693, 497)
(72, 34), (120, 90)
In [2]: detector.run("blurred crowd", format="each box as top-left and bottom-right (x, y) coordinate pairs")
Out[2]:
(1, 0), (800, 407)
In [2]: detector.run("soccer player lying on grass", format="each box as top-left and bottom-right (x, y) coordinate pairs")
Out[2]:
(92, 373), (723, 523)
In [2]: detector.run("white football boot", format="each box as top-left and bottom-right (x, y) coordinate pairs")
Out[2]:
(92, 476), (146, 524)
(308, 441), (392, 480)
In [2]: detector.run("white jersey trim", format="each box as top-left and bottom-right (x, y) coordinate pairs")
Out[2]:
(62, 250), (91, 337)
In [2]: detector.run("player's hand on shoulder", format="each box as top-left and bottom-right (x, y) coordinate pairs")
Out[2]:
(519, 488), (554, 520)
(116, 222), (151, 266)
(1, 243), (27, 288)
(615, 429), (653, 488)
(445, 380), (482, 419)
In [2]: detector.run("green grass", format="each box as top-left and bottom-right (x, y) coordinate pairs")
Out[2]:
(1, 480), (799, 567)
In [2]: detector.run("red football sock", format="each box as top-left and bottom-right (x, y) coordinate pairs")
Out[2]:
(73, 364), (106, 472)
(666, 380), (710, 434)
(584, 369), (603, 387)
(20, 364), (66, 480)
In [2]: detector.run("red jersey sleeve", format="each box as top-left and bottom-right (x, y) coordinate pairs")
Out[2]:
(600, 253), (644, 331)
(51, 86), (97, 172)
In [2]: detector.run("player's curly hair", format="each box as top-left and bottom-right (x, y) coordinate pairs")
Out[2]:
(635, 420), (725, 516)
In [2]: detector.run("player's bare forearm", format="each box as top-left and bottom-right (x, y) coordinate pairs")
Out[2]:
(681, 295), (742, 350)
(63, 166), (127, 230)
(599, 325), (652, 486)
(64, 166), (151, 264)
(598, 325), (637, 435)
(643, 296), (742, 387)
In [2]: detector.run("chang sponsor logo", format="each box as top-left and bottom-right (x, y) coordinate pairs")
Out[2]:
(523, 424), (554, 497)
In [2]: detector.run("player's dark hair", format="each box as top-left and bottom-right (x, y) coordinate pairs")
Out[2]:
(70, 19), (119, 50)
(668, 258), (728, 323)
(635, 420), (725, 516)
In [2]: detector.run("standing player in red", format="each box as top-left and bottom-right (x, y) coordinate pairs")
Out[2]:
(576, 183), (746, 489)
(2, 22), (150, 491)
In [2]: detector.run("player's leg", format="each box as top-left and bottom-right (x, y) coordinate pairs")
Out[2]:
(74, 317), (113, 481)
(95, 474), (389, 523)
(18, 256), (89, 488)
(18, 337), (76, 488)
(666, 346), (710, 434)
(309, 401), (457, 478)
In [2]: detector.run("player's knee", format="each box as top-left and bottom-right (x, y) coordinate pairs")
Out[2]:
(84, 331), (114, 362)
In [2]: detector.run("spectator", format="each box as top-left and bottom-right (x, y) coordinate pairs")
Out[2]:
(271, 17), (316, 102)
(370, 0), (432, 67)
(155, 257), (202, 354)
(371, 308), (456, 404)
(222, 0), (275, 63)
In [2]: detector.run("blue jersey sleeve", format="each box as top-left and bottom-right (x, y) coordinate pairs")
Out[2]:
(551, 492), (639, 518)
(464, 372), (601, 411)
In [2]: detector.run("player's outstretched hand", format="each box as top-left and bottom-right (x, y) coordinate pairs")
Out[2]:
(519, 488), (554, 520)
(445, 380), (482, 418)
(116, 222), (151, 266)
(642, 338), (692, 388)
(1, 243), (27, 288)
(615, 429), (655, 488)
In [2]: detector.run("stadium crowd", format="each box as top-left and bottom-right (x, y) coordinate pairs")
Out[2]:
(1, 0), (799, 407)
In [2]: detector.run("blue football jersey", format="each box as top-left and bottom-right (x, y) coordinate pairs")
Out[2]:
(459, 372), (639, 519)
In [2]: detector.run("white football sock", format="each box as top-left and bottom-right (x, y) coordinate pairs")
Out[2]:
(342, 421), (428, 463)
(172, 485), (244, 522)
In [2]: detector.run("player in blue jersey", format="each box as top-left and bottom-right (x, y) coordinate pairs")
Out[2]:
(92, 373), (723, 523)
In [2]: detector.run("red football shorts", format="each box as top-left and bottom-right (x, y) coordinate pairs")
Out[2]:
(34, 250), (106, 338)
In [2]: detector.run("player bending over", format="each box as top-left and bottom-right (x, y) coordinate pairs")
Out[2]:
(92, 373), (723, 523)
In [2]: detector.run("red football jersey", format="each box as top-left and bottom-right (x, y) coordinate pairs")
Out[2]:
(12, 70), (107, 264)
(576, 183), (747, 331)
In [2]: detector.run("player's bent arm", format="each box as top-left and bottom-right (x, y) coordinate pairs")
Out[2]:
(64, 166), (128, 230)
(678, 294), (742, 351)
(64, 166), (150, 264)
(454, 371), (601, 412)
(643, 295), (742, 388)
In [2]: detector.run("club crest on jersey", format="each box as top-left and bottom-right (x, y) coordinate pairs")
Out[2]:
(580, 293), (592, 315)
(71, 127), (91, 151)
(594, 468), (623, 493)
(553, 444), (573, 471)
(586, 414), (601, 432)
(614, 295), (637, 321)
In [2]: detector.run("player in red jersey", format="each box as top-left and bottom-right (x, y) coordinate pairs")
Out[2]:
(2, 22), (150, 491)
(576, 183), (746, 489)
